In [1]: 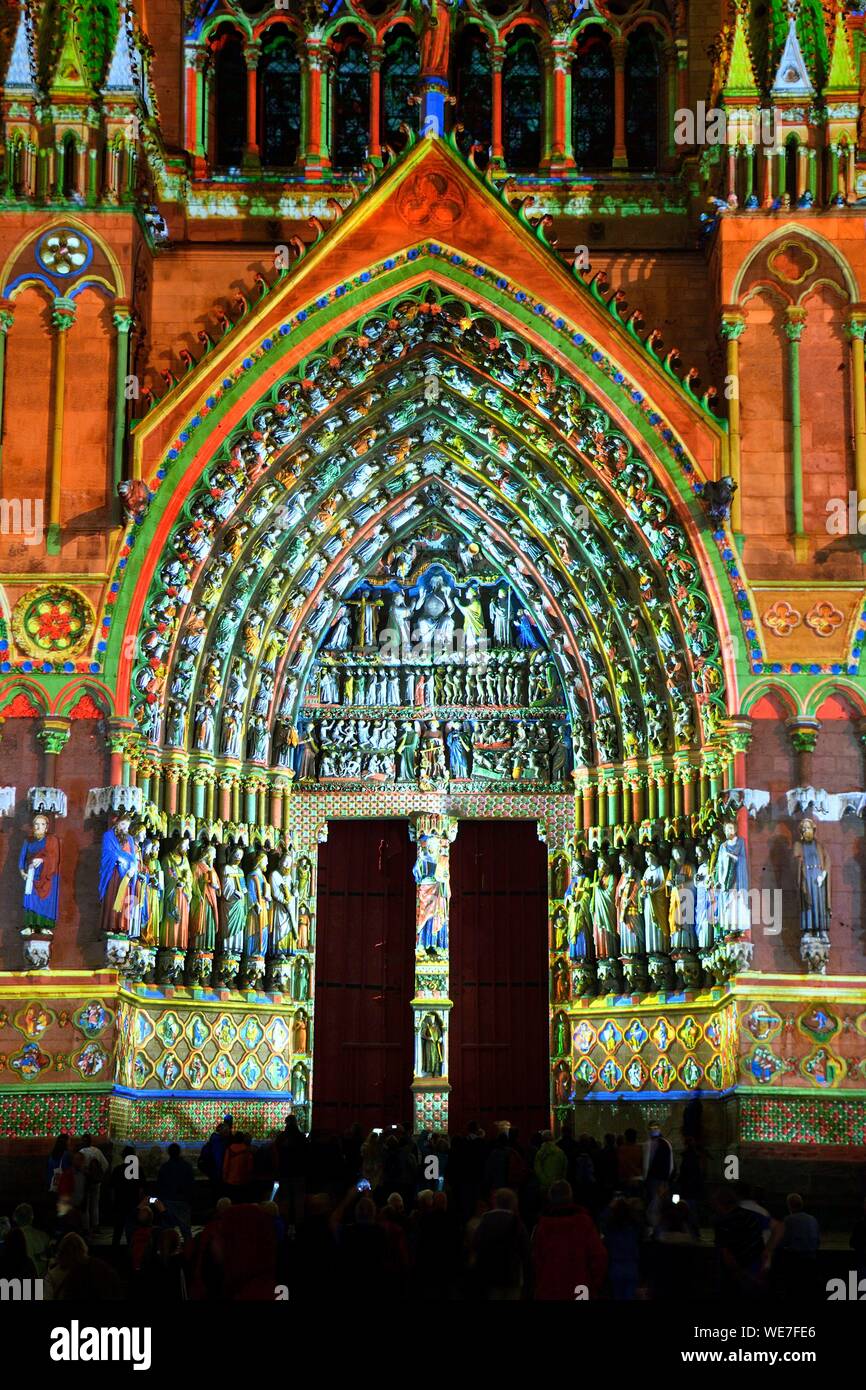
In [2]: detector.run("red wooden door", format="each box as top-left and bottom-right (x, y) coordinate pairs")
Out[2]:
(313, 819), (415, 1132)
(448, 820), (550, 1140)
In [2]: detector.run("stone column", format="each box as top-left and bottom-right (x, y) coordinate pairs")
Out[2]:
(243, 41), (261, 170)
(47, 296), (76, 554)
(720, 308), (746, 536)
(611, 37), (628, 170)
(369, 45), (383, 164)
(786, 716), (820, 788)
(784, 305), (808, 560)
(409, 814), (457, 1133)
(112, 304), (133, 515)
(845, 308), (866, 506)
(491, 45), (505, 165)
(0, 300), (15, 483)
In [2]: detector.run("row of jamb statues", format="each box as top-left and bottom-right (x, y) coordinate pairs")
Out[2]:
(554, 821), (752, 996)
(553, 816), (831, 995)
(97, 812), (313, 992)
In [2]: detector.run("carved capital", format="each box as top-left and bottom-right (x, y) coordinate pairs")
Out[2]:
(37, 717), (71, 756)
(786, 716), (820, 755)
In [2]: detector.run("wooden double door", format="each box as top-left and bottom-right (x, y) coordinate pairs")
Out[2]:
(313, 818), (549, 1137)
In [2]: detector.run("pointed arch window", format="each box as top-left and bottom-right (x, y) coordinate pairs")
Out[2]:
(213, 26), (247, 170)
(260, 24), (301, 168)
(454, 26), (492, 156)
(332, 27), (371, 170)
(381, 27), (419, 148)
(503, 27), (542, 171)
(572, 27), (614, 170)
(61, 133), (78, 198)
(625, 26), (659, 172)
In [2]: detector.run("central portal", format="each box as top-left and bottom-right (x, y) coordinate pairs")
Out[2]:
(314, 816), (550, 1136)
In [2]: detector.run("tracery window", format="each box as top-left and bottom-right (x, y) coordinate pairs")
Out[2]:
(381, 27), (420, 149)
(61, 132), (78, 198)
(503, 27), (542, 171)
(572, 27), (614, 170)
(454, 26), (492, 156)
(213, 26), (247, 169)
(260, 24), (302, 168)
(332, 27), (371, 170)
(625, 26), (659, 171)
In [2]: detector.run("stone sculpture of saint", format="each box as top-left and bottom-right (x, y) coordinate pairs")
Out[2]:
(793, 818), (831, 935)
(140, 837), (164, 944)
(489, 588), (511, 647)
(454, 586), (486, 651)
(220, 847), (247, 954)
(20, 812), (61, 935)
(640, 849), (669, 954)
(270, 851), (298, 956)
(591, 854), (619, 960)
(160, 835), (193, 950)
(715, 820), (750, 933)
(693, 843), (712, 950)
(413, 829), (450, 956)
(615, 855), (643, 954)
(190, 845), (221, 952)
(419, 1014), (444, 1077)
(99, 812), (138, 936)
(667, 845), (697, 952)
(564, 851), (593, 962)
(245, 851), (272, 957)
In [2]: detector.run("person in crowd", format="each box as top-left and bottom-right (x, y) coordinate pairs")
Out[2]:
(410, 1188), (460, 1300)
(78, 1132), (109, 1232)
(642, 1123), (674, 1204)
(713, 1187), (767, 1298)
(44, 1232), (88, 1300)
(0, 1226), (36, 1282)
(139, 1226), (189, 1301)
(223, 1131), (254, 1203)
(46, 1230), (122, 1300)
(274, 1114), (308, 1222)
(532, 1179), (607, 1301)
(157, 1142), (196, 1237)
(337, 1193), (389, 1299)
(780, 1192), (819, 1254)
(110, 1145), (144, 1249)
(600, 1194), (642, 1300)
(471, 1187), (531, 1300)
(617, 1127), (643, 1188)
(534, 1130), (568, 1200)
(47, 1134), (72, 1194)
(12, 1203), (50, 1276)
(198, 1118), (232, 1199)
(378, 1191), (410, 1293)
(675, 1135), (704, 1239)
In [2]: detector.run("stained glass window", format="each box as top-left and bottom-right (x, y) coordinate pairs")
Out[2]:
(332, 28), (371, 170)
(503, 28), (542, 171)
(572, 28), (614, 170)
(260, 25), (301, 168)
(454, 26), (492, 156)
(381, 27), (419, 149)
(213, 28), (247, 169)
(625, 27), (659, 172)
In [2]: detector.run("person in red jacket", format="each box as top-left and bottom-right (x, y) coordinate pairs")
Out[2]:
(531, 1180), (608, 1300)
(223, 1132), (255, 1203)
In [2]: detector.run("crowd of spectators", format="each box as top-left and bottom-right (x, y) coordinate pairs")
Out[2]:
(0, 1113), (863, 1302)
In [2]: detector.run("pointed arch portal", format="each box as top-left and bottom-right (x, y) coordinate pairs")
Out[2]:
(107, 137), (745, 1130)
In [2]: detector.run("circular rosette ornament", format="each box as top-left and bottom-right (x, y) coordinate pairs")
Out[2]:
(36, 228), (91, 278)
(13, 585), (94, 658)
